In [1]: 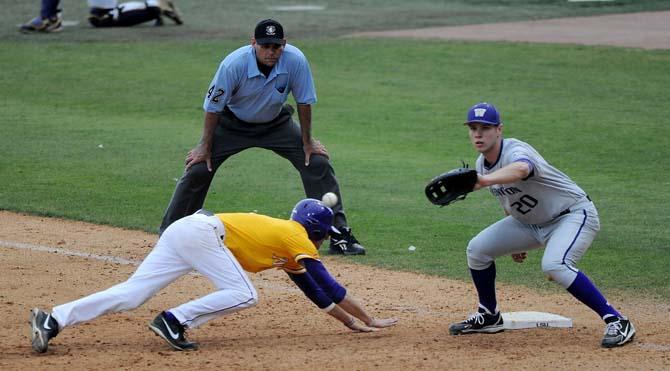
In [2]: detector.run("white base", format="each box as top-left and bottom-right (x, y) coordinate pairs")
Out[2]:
(502, 311), (572, 330)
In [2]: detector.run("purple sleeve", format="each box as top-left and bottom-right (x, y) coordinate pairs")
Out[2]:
(286, 271), (333, 309)
(302, 258), (347, 303)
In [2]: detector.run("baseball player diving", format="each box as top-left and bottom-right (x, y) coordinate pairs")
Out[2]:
(447, 102), (635, 348)
(29, 199), (397, 353)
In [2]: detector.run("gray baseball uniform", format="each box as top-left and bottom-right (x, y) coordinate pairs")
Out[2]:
(467, 138), (599, 288)
(451, 103), (633, 348)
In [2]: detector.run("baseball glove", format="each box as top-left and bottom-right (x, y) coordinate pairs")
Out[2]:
(425, 163), (478, 207)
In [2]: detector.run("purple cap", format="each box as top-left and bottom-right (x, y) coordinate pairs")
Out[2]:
(290, 198), (340, 241)
(464, 102), (502, 126)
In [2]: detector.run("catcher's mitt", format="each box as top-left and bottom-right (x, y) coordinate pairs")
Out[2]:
(425, 164), (478, 206)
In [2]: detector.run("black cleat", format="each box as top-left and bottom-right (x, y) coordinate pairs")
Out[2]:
(149, 312), (199, 351)
(328, 227), (366, 256)
(601, 317), (636, 348)
(30, 308), (59, 353)
(449, 306), (504, 335)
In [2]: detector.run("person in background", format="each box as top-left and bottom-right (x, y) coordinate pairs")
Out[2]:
(19, 0), (182, 33)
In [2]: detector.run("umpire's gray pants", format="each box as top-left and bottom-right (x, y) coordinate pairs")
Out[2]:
(159, 105), (346, 234)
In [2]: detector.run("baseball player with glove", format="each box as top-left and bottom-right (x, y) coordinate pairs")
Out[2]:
(29, 198), (397, 353)
(429, 102), (635, 348)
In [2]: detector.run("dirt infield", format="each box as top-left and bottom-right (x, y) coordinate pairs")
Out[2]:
(350, 11), (670, 50)
(3, 11), (670, 370)
(2, 211), (670, 370)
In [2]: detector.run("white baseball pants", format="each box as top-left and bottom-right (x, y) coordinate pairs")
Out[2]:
(51, 213), (258, 330)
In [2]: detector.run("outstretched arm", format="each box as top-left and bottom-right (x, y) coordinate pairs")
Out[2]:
(185, 111), (218, 171)
(286, 269), (375, 332)
(288, 258), (398, 331)
(474, 160), (532, 190)
(297, 104), (329, 166)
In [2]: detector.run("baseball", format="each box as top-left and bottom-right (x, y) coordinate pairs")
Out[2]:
(321, 192), (338, 207)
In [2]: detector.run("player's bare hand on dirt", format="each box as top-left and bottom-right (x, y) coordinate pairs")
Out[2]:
(345, 319), (378, 332)
(511, 252), (527, 263)
(304, 138), (329, 166)
(365, 317), (398, 328)
(185, 144), (212, 171)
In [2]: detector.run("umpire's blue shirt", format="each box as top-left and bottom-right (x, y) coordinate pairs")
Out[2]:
(203, 44), (317, 123)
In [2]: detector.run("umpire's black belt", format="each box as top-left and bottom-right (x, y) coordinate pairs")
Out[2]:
(221, 104), (293, 127)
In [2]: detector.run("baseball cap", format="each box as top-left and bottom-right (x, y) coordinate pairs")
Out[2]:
(254, 19), (284, 45)
(464, 102), (502, 126)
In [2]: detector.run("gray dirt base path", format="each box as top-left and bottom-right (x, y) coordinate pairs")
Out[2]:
(350, 11), (670, 50)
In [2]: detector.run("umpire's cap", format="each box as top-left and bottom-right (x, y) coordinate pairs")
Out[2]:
(254, 19), (284, 44)
(464, 102), (502, 126)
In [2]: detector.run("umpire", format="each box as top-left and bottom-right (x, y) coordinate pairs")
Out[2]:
(160, 19), (365, 255)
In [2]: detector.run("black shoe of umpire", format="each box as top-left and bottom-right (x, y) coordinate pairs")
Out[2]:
(328, 227), (366, 256)
(30, 308), (59, 353)
(149, 312), (199, 351)
(449, 307), (504, 335)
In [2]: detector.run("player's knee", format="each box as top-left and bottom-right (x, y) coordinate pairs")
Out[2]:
(249, 287), (259, 307)
(247, 294), (259, 308)
(466, 239), (494, 270)
(235, 287), (258, 308)
(541, 259), (575, 288)
(541, 257), (558, 274)
(249, 295), (259, 308)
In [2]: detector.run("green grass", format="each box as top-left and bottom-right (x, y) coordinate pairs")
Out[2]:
(2, 0), (670, 300)
(1, 38), (669, 299)
(4, 0), (670, 42)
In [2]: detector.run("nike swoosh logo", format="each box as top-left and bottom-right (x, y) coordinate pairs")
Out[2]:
(162, 317), (181, 340)
(43, 314), (52, 330)
(620, 323), (630, 337)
